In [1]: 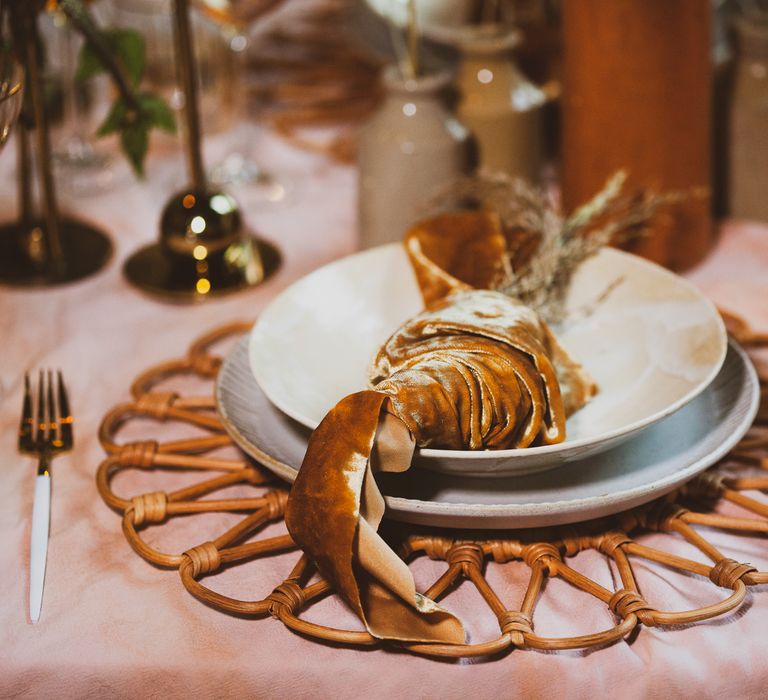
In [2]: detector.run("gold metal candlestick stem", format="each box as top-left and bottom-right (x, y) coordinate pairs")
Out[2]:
(25, 19), (64, 270)
(124, 0), (280, 301)
(174, 0), (206, 191)
(405, 0), (419, 80)
(0, 6), (112, 287)
(17, 115), (32, 220)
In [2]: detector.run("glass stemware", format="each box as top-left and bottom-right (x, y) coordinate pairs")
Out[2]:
(200, 0), (294, 206)
(0, 6), (112, 288)
(110, 0), (240, 142)
(0, 50), (22, 150)
(122, 0), (280, 300)
(44, 7), (114, 195)
(110, 0), (292, 205)
(0, 48), (22, 403)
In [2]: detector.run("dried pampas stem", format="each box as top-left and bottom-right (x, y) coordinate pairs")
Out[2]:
(430, 171), (688, 323)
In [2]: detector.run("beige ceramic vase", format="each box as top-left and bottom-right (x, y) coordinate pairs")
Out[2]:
(455, 26), (546, 183)
(357, 67), (475, 249)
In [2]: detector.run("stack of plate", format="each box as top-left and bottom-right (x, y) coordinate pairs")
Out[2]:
(216, 244), (759, 529)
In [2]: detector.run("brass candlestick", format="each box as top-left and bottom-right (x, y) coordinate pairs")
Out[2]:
(123, 0), (280, 301)
(0, 6), (112, 287)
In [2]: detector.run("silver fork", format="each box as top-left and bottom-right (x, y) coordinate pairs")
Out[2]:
(19, 370), (73, 623)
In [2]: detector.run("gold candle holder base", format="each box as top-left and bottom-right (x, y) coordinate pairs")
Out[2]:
(123, 237), (280, 301)
(0, 217), (112, 286)
(123, 188), (280, 302)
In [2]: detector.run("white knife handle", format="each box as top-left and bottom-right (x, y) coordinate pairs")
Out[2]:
(29, 473), (50, 624)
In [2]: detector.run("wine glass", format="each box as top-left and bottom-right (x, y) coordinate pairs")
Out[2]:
(0, 22), (113, 289)
(48, 8), (115, 195)
(199, 0), (294, 206)
(0, 49), (22, 401)
(110, 0), (239, 140)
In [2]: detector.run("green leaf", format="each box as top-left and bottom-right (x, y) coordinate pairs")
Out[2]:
(138, 92), (176, 134)
(121, 121), (149, 177)
(76, 41), (104, 82)
(107, 28), (145, 87)
(97, 99), (128, 137)
(95, 92), (175, 177)
(75, 27), (145, 87)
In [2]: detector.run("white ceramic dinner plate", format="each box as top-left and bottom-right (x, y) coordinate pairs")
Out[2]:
(218, 337), (759, 529)
(249, 244), (727, 476)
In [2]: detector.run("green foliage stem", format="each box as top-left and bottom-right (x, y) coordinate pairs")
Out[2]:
(59, 0), (176, 177)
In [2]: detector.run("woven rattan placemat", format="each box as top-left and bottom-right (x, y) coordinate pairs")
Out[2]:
(96, 317), (768, 658)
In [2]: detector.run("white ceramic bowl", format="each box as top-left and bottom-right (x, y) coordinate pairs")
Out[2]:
(249, 244), (727, 477)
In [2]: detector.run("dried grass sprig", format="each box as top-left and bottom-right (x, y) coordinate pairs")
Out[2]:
(430, 171), (688, 323)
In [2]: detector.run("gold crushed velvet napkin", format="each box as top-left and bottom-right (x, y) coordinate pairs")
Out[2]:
(285, 211), (596, 644)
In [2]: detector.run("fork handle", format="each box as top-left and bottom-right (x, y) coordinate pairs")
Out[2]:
(29, 472), (50, 624)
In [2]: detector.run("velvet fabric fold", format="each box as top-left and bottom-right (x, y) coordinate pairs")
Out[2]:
(370, 289), (568, 449)
(284, 391), (465, 643)
(284, 211), (596, 644)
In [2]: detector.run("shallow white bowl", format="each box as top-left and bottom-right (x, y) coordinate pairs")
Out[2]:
(249, 244), (727, 476)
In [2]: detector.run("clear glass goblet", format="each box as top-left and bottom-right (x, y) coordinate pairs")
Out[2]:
(42, 7), (115, 196)
(0, 50), (23, 401)
(200, 0), (294, 206)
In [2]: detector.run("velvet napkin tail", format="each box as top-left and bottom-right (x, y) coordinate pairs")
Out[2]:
(404, 210), (509, 308)
(285, 390), (465, 644)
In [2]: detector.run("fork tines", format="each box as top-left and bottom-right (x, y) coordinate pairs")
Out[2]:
(57, 371), (72, 448)
(19, 370), (73, 453)
(19, 373), (33, 452)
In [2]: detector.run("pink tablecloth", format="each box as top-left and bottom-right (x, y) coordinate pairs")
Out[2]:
(1, 125), (768, 699)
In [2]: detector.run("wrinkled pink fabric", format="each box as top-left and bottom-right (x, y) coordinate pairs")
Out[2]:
(1, 116), (768, 698)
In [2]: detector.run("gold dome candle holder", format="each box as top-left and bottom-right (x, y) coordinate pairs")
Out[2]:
(123, 0), (279, 301)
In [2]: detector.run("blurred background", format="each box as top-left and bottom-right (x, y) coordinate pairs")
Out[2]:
(1, 0), (766, 294)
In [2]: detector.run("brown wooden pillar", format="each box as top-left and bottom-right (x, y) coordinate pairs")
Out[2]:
(561, 0), (713, 271)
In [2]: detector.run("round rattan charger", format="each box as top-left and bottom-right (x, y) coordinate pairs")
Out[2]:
(96, 313), (768, 659)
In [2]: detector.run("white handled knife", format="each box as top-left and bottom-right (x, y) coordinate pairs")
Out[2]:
(29, 467), (51, 624)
